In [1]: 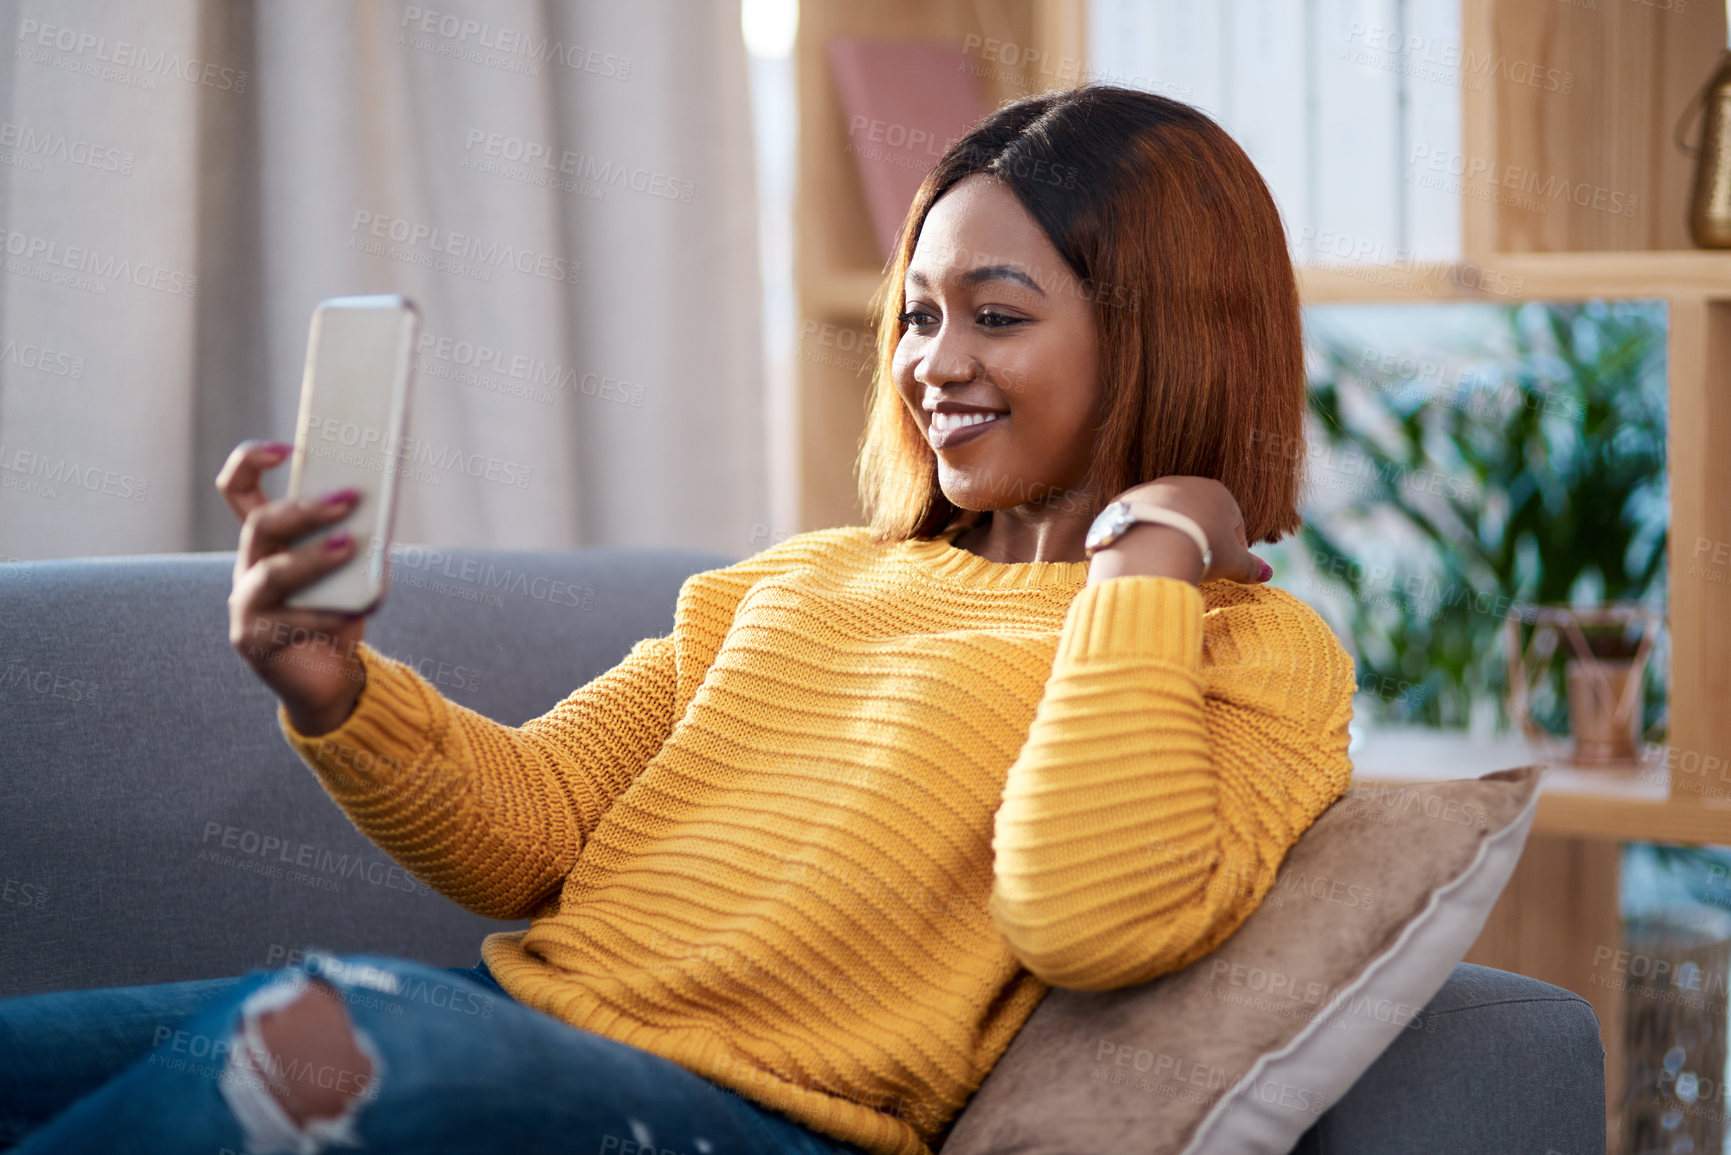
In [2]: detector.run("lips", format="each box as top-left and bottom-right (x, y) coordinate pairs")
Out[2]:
(927, 410), (1005, 450)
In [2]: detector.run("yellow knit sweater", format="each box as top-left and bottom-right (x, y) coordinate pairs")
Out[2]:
(279, 524), (1356, 1155)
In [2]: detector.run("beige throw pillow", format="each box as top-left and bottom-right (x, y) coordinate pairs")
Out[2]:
(939, 766), (1542, 1155)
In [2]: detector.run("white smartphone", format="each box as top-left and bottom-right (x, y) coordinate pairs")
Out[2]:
(283, 294), (420, 613)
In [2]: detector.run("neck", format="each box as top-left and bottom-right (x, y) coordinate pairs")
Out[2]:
(952, 503), (1094, 564)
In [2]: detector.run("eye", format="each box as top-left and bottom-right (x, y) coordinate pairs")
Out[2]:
(899, 307), (937, 329)
(978, 310), (1022, 329)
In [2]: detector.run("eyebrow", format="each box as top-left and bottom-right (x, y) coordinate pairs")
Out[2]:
(906, 264), (1046, 296)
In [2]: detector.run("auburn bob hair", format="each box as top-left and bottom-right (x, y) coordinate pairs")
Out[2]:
(856, 84), (1305, 545)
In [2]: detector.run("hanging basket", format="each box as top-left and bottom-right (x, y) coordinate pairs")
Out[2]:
(1501, 602), (1664, 769)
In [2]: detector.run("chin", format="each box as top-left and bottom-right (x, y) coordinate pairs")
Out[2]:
(940, 468), (1068, 515)
(934, 476), (997, 513)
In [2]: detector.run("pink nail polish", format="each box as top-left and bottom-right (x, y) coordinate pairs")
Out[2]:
(1258, 560), (1274, 582)
(321, 488), (360, 506)
(260, 441), (293, 456)
(326, 530), (352, 550)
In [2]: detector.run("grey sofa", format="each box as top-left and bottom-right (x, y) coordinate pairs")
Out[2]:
(0, 548), (1606, 1154)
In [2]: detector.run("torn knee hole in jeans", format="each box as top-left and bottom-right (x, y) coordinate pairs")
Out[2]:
(218, 969), (386, 1155)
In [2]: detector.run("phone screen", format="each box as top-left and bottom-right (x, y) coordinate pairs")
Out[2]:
(283, 295), (419, 613)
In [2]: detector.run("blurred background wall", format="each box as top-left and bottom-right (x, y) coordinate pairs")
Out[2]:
(0, 0), (767, 561)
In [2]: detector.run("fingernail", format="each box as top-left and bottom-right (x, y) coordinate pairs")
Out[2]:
(1258, 560), (1274, 582)
(326, 530), (352, 550)
(260, 441), (293, 456)
(321, 487), (360, 506)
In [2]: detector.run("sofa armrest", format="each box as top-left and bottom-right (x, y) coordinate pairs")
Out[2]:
(1290, 963), (1606, 1155)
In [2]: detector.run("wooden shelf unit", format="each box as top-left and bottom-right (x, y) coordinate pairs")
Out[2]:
(1445, 0), (1731, 817)
(1299, 250), (1731, 303)
(1302, 245), (1731, 817)
(1349, 6), (1731, 1147)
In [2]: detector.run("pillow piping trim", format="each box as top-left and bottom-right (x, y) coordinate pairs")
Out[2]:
(1178, 770), (1542, 1155)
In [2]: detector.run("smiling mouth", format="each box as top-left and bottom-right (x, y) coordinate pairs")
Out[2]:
(927, 411), (1006, 449)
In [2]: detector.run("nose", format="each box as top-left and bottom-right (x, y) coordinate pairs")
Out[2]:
(912, 323), (979, 391)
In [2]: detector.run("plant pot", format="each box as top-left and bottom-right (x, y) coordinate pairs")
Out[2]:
(1504, 602), (1663, 770)
(1567, 658), (1643, 765)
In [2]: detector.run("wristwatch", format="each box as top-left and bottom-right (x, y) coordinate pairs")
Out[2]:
(1083, 500), (1212, 568)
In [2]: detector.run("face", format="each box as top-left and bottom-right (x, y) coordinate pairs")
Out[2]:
(892, 175), (1101, 516)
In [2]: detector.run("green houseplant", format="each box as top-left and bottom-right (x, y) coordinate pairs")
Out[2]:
(1286, 299), (1669, 737)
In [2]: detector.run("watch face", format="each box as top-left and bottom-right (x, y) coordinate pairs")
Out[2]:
(1085, 502), (1133, 553)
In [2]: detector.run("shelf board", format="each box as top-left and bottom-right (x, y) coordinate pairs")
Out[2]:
(1349, 726), (1731, 843)
(810, 251), (1731, 315)
(1299, 249), (1731, 306)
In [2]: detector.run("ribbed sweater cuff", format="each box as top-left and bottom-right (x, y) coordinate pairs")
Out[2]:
(1055, 575), (1205, 667)
(277, 643), (439, 785)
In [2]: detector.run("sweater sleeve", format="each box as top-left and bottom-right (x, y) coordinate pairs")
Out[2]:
(278, 631), (681, 921)
(989, 575), (1356, 991)
(274, 531), (840, 922)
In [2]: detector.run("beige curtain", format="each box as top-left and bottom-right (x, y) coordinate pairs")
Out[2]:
(0, 0), (766, 561)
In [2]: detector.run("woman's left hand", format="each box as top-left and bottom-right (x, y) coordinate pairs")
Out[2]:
(1084, 476), (1272, 587)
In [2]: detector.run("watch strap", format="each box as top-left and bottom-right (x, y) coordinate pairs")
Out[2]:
(1096, 501), (1213, 568)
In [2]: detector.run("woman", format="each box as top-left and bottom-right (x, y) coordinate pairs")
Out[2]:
(0, 85), (1353, 1155)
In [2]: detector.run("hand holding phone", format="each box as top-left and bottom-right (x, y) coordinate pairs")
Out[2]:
(215, 295), (419, 736)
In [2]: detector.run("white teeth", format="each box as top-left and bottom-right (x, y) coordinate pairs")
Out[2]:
(930, 411), (1004, 433)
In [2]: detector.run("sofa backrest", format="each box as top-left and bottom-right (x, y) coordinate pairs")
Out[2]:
(0, 546), (729, 996)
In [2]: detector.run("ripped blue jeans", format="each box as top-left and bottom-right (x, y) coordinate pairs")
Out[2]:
(0, 951), (867, 1155)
